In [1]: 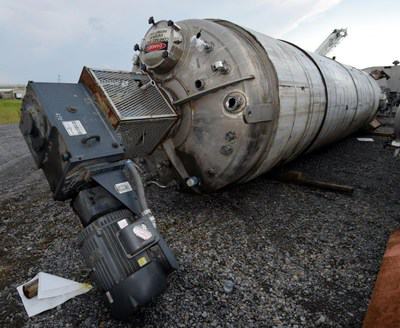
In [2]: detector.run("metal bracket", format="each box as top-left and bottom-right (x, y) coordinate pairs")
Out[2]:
(162, 139), (201, 192)
(162, 139), (190, 180)
(243, 102), (274, 123)
(92, 168), (141, 216)
(173, 75), (255, 106)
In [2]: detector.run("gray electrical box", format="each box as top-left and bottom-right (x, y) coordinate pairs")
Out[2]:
(20, 82), (125, 199)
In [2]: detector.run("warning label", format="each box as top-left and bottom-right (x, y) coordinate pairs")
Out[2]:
(144, 28), (169, 53)
(114, 181), (133, 194)
(145, 42), (168, 53)
(62, 120), (87, 136)
(133, 224), (152, 240)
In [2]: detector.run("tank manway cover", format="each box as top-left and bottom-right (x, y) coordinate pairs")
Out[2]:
(80, 67), (177, 157)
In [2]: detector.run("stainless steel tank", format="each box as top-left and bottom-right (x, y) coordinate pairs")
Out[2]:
(133, 19), (382, 191)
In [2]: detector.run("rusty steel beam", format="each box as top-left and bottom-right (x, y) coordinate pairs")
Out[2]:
(363, 230), (400, 327)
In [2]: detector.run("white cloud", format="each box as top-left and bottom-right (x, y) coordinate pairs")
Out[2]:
(0, 0), (343, 46)
(0, 0), (397, 83)
(278, 0), (343, 36)
(0, 1), (115, 51)
(216, 0), (343, 39)
(284, 1), (400, 69)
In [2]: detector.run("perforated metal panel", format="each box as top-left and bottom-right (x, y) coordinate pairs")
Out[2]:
(80, 67), (177, 157)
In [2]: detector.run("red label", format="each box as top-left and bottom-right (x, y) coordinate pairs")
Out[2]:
(145, 42), (167, 52)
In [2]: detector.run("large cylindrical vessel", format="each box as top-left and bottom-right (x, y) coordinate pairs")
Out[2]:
(136, 19), (381, 191)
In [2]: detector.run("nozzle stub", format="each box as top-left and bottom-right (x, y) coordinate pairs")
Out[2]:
(186, 176), (200, 187)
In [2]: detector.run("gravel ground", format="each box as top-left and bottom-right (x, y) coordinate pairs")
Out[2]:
(0, 123), (399, 328)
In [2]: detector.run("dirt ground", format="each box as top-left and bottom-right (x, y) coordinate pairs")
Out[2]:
(0, 123), (399, 327)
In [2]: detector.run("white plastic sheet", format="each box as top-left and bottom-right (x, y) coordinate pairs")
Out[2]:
(17, 272), (92, 317)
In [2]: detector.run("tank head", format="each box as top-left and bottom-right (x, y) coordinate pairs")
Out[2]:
(138, 19), (184, 74)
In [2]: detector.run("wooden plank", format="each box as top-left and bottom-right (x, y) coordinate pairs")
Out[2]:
(369, 119), (382, 130)
(22, 278), (38, 299)
(369, 125), (394, 137)
(275, 170), (354, 194)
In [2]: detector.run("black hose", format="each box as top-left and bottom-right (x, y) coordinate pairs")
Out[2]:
(125, 160), (149, 214)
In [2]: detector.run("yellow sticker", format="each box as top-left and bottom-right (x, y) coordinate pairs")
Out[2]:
(137, 256), (148, 267)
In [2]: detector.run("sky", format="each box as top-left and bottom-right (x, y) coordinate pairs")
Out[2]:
(0, 0), (399, 84)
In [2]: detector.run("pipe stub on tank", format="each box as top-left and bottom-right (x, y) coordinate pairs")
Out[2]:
(223, 92), (247, 114)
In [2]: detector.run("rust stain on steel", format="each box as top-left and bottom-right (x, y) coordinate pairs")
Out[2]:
(363, 229), (400, 328)
(79, 67), (120, 128)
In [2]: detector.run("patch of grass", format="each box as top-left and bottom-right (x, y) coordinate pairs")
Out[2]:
(0, 99), (21, 124)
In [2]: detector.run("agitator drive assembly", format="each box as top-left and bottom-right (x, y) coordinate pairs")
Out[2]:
(19, 18), (383, 319)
